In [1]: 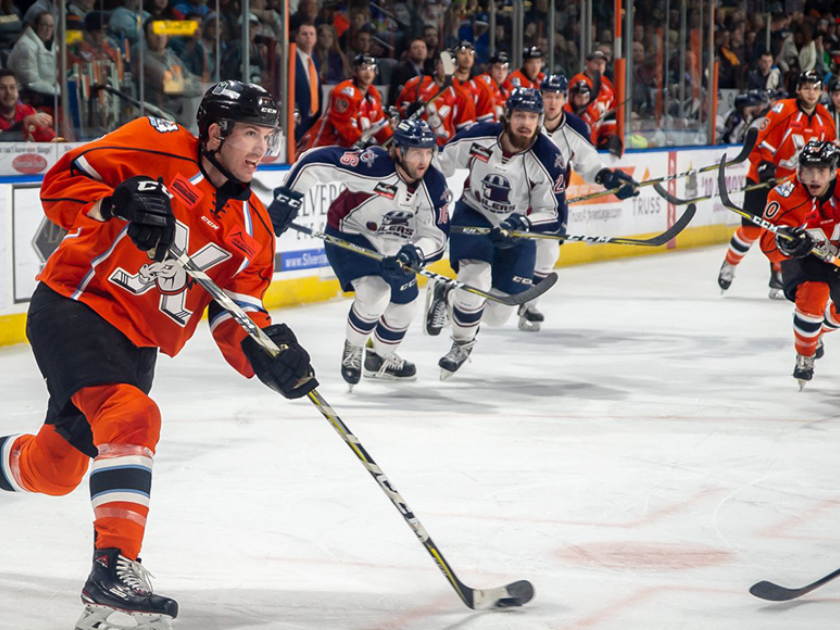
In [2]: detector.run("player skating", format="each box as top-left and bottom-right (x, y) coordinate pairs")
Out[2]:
(0, 81), (318, 630)
(757, 140), (840, 388)
(718, 70), (836, 298)
(424, 87), (566, 378)
(270, 119), (449, 389)
(514, 74), (638, 331)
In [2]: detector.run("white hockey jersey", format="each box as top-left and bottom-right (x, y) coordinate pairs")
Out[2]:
(437, 121), (568, 231)
(545, 111), (604, 184)
(284, 146), (450, 261)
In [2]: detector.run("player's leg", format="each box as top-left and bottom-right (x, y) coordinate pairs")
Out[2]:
(517, 238), (558, 332)
(440, 259), (490, 378)
(782, 257), (831, 388)
(484, 236), (537, 327)
(719, 181), (767, 292)
(0, 422), (88, 495)
(366, 272), (420, 380)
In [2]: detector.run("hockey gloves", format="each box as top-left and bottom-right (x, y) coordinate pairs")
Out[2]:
(381, 244), (424, 278)
(102, 176), (175, 262)
(491, 213), (530, 249)
(241, 324), (319, 399)
(757, 161), (777, 183)
(267, 186), (304, 236)
(596, 168), (639, 200)
(776, 226), (815, 259)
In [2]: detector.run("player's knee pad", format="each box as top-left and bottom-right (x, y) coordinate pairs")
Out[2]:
(535, 239), (560, 275)
(73, 384), (161, 453)
(457, 260), (492, 291)
(482, 301), (515, 327)
(351, 275), (392, 318)
(796, 281), (831, 317)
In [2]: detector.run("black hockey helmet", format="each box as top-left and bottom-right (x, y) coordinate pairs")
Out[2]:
(828, 75), (840, 93)
(569, 79), (591, 96)
(197, 80), (279, 142)
(798, 139), (840, 172)
(735, 89), (770, 109)
(796, 70), (822, 88)
(523, 46), (543, 59)
(489, 51), (510, 66)
(352, 53), (377, 70)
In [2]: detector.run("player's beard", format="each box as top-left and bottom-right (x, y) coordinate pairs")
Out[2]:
(505, 124), (538, 151)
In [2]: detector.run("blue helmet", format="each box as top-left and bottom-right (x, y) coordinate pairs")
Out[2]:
(505, 87), (544, 114)
(540, 74), (569, 93)
(392, 118), (436, 150)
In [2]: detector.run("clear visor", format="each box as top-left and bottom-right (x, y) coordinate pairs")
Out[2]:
(222, 121), (283, 159)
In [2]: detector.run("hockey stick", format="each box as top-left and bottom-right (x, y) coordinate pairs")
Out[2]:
(566, 127), (759, 205)
(750, 568), (840, 602)
(289, 222), (558, 306)
(451, 203), (696, 247)
(168, 244), (535, 610)
(652, 177), (789, 206)
(717, 154), (840, 268)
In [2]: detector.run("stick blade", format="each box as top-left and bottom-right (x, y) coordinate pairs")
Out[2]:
(469, 579), (536, 610)
(749, 580), (801, 602)
(486, 272), (558, 306)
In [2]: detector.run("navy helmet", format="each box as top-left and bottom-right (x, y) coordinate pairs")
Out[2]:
(828, 75), (840, 93)
(505, 87), (544, 127)
(392, 118), (436, 150)
(735, 89), (770, 109)
(798, 139), (840, 171)
(540, 74), (569, 93)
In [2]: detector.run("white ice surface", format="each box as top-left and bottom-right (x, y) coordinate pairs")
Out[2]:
(2, 245), (840, 630)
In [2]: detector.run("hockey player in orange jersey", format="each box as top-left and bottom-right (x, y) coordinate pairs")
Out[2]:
(501, 46), (545, 94)
(397, 51), (476, 146)
(301, 53), (393, 151)
(0, 81), (318, 630)
(568, 50), (619, 153)
(451, 40), (495, 122)
(759, 140), (840, 388)
(475, 51), (510, 121)
(719, 70), (837, 298)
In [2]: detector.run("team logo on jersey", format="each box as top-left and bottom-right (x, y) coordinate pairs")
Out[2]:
(373, 210), (414, 238)
(336, 98), (349, 113)
(469, 144), (493, 162)
(360, 149), (376, 165)
(147, 116), (179, 133)
(775, 181), (795, 198)
(374, 182), (398, 200)
(109, 222), (231, 326)
(480, 173), (513, 213)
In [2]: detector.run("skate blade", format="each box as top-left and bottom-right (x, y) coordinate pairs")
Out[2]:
(518, 319), (541, 332)
(768, 289), (785, 300)
(76, 605), (174, 630)
(440, 367), (455, 381)
(363, 370), (417, 381)
(797, 378), (808, 391)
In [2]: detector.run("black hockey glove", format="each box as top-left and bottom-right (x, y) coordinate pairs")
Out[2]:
(241, 324), (319, 399)
(596, 168), (639, 200)
(405, 101), (425, 118)
(267, 186), (304, 236)
(776, 226), (815, 259)
(101, 176), (175, 262)
(757, 161), (776, 183)
(380, 244), (424, 278)
(491, 213), (530, 249)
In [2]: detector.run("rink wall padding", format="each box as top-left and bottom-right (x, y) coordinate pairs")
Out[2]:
(0, 145), (746, 347)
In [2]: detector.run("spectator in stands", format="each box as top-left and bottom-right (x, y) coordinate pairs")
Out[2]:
(631, 40), (655, 115)
(68, 11), (120, 66)
(717, 29), (742, 89)
(294, 21), (321, 141)
(7, 11), (58, 106)
(0, 0), (22, 51)
(147, 0), (179, 22)
(423, 24), (439, 74)
(314, 23), (350, 85)
(109, 0), (149, 46)
(0, 69), (54, 140)
(388, 36), (426, 107)
(172, 0), (209, 20)
(23, 0), (55, 29)
(220, 12), (267, 84)
(779, 25), (804, 73)
(251, 0), (281, 40)
(290, 0), (316, 34)
(748, 49), (782, 91)
(199, 12), (225, 81)
(139, 17), (202, 128)
(168, 11), (207, 78)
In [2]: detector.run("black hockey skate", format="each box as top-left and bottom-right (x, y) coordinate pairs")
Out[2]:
(364, 348), (417, 380)
(76, 548), (177, 630)
(423, 279), (451, 336)
(793, 354), (815, 391)
(718, 260), (735, 293)
(517, 304), (544, 332)
(815, 338), (825, 360)
(439, 338), (476, 380)
(768, 263), (785, 300)
(341, 340), (363, 391)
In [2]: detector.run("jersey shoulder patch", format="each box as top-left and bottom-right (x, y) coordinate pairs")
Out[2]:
(774, 181), (795, 198)
(340, 85), (356, 98)
(532, 133), (566, 175)
(771, 101), (785, 114)
(147, 116), (179, 133)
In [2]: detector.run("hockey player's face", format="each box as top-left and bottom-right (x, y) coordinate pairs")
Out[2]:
(541, 91), (565, 119)
(523, 58), (542, 80)
(216, 123), (277, 181)
(507, 110), (540, 146)
(799, 165), (832, 197)
(797, 83), (822, 108)
(0, 76), (18, 111)
(398, 147), (433, 181)
(832, 90), (840, 109)
(355, 63), (376, 87)
(456, 48), (474, 71)
(490, 62), (509, 85)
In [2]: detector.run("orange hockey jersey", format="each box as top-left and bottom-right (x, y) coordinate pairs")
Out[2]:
(453, 76), (494, 122)
(501, 68), (545, 95)
(568, 71), (616, 142)
(760, 175), (840, 262)
(38, 116), (275, 377)
(748, 99), (837, 182)
(475, 73), (506, 121)
(302, 80), (393, 150)
(397, 76), (476, 146)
